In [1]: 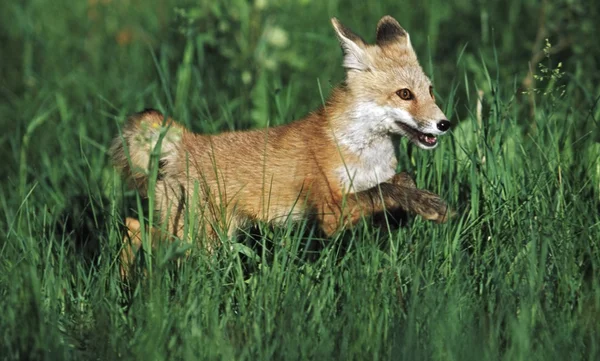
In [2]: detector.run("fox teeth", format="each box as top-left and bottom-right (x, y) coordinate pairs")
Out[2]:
(418, 133), (437, 145)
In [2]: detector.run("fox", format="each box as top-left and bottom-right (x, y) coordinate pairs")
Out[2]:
(111, 15), (452, 272)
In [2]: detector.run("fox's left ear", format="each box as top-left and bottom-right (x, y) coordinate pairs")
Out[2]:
(376, 15), (413, 50)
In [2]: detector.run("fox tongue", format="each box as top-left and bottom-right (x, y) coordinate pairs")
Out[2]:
(419, 133), (437, 145)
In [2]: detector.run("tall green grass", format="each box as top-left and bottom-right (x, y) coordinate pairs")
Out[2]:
(1, 0), (599, 360)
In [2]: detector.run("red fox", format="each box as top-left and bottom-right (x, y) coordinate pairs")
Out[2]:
(111, 16), (452, 268)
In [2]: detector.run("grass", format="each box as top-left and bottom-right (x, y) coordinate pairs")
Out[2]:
(1, 0), (599, 360)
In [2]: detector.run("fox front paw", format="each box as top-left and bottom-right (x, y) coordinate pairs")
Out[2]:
(412, 190), (453, 223)
(387, 172), (454, 223)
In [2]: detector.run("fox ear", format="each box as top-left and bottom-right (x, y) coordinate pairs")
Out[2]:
(331, 18), (371, 71)
(376, 15), (412, 49)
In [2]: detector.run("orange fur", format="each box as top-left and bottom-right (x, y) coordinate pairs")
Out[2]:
(111, 16), (452, 267)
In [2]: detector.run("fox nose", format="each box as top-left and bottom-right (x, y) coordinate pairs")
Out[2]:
(437, 120), (451, 132)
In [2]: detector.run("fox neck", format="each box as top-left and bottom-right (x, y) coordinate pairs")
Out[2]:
(326, 88), (398, 192)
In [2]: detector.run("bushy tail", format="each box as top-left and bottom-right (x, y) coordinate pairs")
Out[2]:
(110, 109), (185, 195)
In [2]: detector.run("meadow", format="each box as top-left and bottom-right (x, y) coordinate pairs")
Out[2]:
(1, 0), (599, 360)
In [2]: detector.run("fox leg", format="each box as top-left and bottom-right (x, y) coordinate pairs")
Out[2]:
(119, 202), (242, 281)
(386, 172), (452, 222)
(120, 217), (165, 281)
(386, 171), (416, 188)
(119, 189), (206, 281)
(120, 217), (141, 280)
(319, 174), (450, 236)
(119, 214), (221, 281)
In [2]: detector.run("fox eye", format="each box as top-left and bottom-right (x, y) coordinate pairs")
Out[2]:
(429, 86), (435, 100)
(396, 88), (413, 100)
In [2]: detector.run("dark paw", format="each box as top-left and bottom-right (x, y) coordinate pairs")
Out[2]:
(413, 190), (453, 223)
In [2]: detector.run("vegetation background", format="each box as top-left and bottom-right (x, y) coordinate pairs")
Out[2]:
(1, 0), (599, 360)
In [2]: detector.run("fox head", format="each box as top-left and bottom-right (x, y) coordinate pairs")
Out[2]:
(331, 16), (450, 149)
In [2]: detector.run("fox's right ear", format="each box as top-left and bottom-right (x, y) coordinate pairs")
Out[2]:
(331, 18), (371, 71)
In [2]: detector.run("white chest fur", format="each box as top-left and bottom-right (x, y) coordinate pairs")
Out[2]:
(333, 101), (401, 193)
(336, 138), (396, 192)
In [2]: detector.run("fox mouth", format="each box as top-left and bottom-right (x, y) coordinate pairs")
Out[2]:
(396, 122), (438, 148)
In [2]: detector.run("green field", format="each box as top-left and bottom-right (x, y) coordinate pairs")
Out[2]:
(1, 0), (599, 360)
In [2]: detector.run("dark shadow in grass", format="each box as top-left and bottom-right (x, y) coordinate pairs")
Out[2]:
(238, 207), (414, 268)
(53, 193), (111, 264)
(228, 208), (416, 324)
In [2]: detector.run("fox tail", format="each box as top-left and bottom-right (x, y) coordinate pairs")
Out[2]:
(110, 109), (184, 195)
